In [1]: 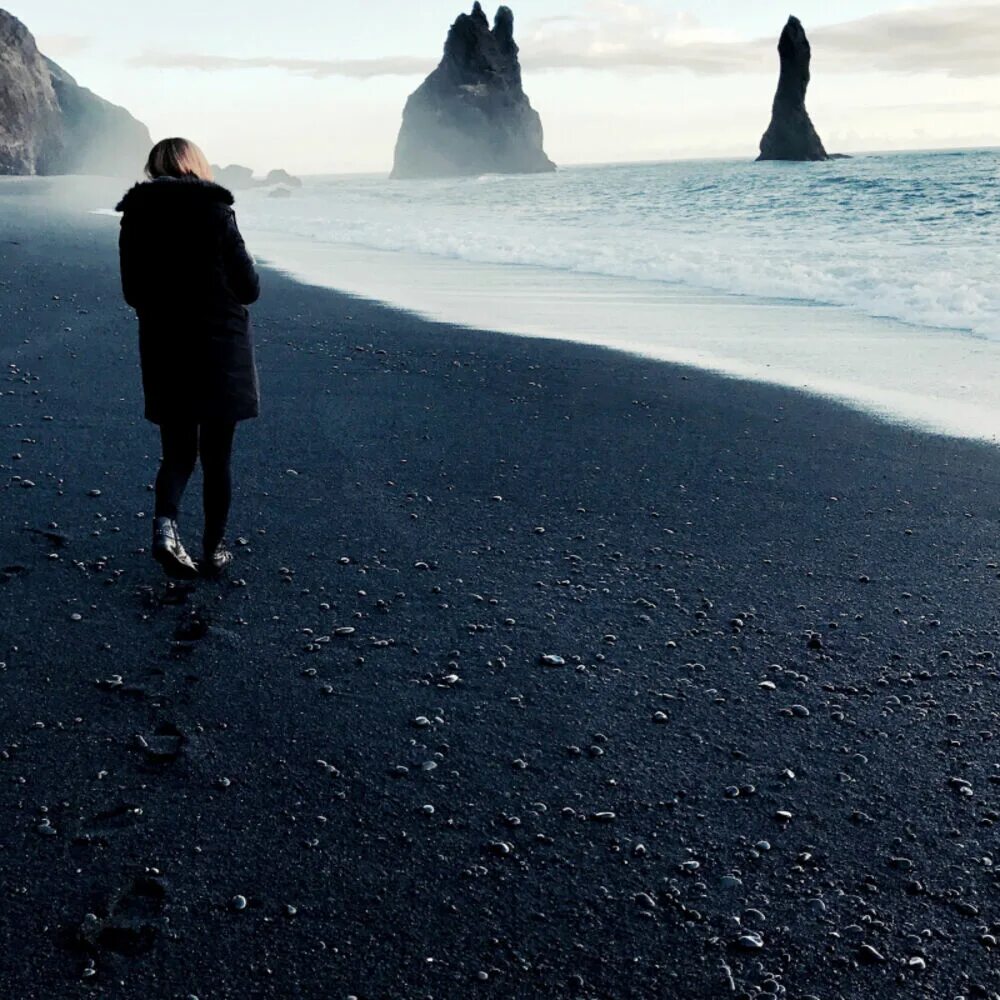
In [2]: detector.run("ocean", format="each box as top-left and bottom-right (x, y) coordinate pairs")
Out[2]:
(234, 149), (1000, 441)
(244, 150), (1000, 339)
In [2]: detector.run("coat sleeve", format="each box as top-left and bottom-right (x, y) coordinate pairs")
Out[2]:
(223, 208), (260, 305)
(118, 214), (144, 309)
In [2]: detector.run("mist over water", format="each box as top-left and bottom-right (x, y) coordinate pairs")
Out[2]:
(242, 149), (1000, 340)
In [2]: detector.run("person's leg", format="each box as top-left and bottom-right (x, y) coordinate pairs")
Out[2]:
(199, 421), (237, 552)
(154, 422), (198, 521)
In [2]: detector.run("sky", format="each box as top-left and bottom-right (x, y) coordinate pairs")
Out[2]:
(13, 0), (1000, 174)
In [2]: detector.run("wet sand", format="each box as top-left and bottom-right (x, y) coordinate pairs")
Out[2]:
(2, 181), (1000, 999)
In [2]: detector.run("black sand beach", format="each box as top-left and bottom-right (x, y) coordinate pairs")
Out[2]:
(2, 180), (1000, 999)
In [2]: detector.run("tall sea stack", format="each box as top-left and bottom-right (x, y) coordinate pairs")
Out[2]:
(0, 8), (151, 176)
(757, 16), (828, 162)
(391, 3), (555, 179)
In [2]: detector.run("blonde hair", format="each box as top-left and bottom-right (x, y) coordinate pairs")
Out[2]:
(145, 138), (214, 182)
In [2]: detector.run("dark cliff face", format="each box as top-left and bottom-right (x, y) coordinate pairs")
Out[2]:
(0, 9), (150, 177)
(757, 16), (829, 162)
(44, 57), (151, 176)
(0, 11), (62, 174)
(391, 3), (556, 179)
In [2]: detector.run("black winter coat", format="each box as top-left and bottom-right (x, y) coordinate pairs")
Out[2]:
(116, 177), (261, 425)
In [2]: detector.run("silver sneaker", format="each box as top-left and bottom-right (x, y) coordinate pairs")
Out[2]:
(152, 517), (199, 580)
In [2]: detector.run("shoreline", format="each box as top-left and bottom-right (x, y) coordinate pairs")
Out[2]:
(22, 172), (1000, 446)
(246, 228), (1000, 446)
(3, 186), (1000, 998)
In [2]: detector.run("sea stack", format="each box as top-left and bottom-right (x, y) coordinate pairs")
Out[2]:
(0, 8), (150, 176)
(757, 16), (828, 162)
(391, 3), (555, 179)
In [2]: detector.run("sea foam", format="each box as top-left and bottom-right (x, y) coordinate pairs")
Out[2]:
(240, 149), (1000, 340)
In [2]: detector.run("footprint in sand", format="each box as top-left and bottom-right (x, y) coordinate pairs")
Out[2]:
(174, 610), (211, 643)
(1, 563), (29, 583)
(134, 722), (185, 765)
(76, 873), (168, 957)
(72, 803), (145, 850)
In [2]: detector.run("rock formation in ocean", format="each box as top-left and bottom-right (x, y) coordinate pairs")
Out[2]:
(265, 168), (302, 188)
(212, 164), (302, 190)
(391, 3), (555, 179)
(212, 164), (256, 190)
(757, 16), (829, 162)
(0, 9), (150, 176)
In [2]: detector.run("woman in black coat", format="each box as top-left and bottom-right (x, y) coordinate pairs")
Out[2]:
(117, 137), (260, 579)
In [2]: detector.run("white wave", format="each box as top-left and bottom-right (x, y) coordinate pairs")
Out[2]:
(240, 151), (1000, 339)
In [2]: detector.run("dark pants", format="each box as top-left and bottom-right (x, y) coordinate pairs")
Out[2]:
(154, 421), (236, 550)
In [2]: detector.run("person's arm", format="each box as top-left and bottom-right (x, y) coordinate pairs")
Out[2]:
(223, 208), (260, 305)
(118, 214), (144, 308)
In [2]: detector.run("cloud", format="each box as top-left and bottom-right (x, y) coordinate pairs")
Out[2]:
(128, 1), (1000, 80)
(131, 51), (433, 79)
(866, 99), (1000, 114)
(812, 3), (1000, 77)
(36, 34), (92, 59)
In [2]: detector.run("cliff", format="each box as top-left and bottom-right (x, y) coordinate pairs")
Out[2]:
(43, 56), (151, 176)
(0, 9), (150, 176)
(0, 10), (62, 174)
(391, 3), (555, 179)
(757, 16), (829, 162)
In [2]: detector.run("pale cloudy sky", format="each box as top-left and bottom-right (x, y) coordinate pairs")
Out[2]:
(14, 0), (1000, 174)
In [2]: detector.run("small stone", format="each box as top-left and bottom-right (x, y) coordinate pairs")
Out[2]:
(540, 654), (566, 667)
(736, 933), (764, 951)
(859, 944), (885, 963)
(231, 895), (248, 911)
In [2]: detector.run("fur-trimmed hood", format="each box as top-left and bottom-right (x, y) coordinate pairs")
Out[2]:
(116, 176), (235, 213)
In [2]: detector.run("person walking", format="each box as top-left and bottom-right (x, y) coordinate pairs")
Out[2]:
(117, 138), (260, 579)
